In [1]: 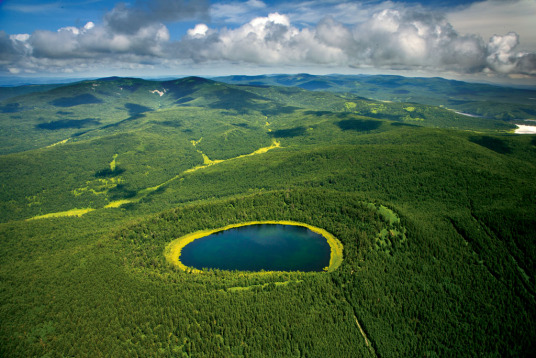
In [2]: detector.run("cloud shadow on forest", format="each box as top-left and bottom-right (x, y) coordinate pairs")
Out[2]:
(336, 119), (381, 132)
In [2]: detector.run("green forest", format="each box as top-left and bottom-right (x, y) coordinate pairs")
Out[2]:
(1, 75), (535, 357)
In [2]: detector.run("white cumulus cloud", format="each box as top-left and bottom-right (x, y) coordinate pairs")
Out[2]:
(0, 0), (534, 80)
(448, 0), (536, 52)
(182, 13), (346, 65)
(187, 24), (210, 38)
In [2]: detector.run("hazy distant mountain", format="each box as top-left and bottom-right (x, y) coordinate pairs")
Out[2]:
(216, 74), (536, 120)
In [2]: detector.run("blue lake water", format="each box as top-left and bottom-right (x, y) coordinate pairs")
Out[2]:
(180, 224), (331, 272)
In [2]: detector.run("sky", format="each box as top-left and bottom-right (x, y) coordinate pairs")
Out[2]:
(0, 0), (535, 84)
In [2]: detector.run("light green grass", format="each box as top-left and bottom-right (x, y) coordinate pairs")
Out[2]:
(225, 280), (303, 293)
(27, 208), (95, 220)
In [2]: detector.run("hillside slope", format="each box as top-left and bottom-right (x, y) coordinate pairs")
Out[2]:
(0, 76), (517, 155)
(217, 73), (536, 120)
(1, 76), (535, 357)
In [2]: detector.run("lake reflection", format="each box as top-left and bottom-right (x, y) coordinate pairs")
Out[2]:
(180, 224), (331, 272)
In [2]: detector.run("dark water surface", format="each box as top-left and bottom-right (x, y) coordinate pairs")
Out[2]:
(180, 224), (331, 272)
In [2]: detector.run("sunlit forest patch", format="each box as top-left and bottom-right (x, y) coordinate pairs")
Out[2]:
(1, 75), (535, 357)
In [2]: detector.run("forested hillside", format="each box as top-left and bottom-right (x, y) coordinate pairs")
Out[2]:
(217, 74), (536, 121)
(1, 76), (535, 357)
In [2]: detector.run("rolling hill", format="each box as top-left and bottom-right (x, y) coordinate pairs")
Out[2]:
(1, 75), (535, 357)
(217, 73), (536, 121)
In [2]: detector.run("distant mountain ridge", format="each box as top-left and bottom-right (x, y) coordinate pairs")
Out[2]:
(215, 74), (536, 120)
(0, 75), (526, 154)
(2, 73), (535, 121)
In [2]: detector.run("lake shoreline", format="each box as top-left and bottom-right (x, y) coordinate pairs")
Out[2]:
(164, 220), (344, 273)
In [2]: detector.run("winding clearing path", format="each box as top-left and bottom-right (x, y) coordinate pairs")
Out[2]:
(28, 139), (281, 220)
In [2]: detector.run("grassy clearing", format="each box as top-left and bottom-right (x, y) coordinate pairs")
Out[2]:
(225, 280), (303, 293)
(376, 205), (400, 225)
(104, 199), (133, 208)
(45, 139), (69, 148)
(27, 208), (95, 220)
(236, 138), (280, 157)
(175, 139), (279, 175)
(25, 138), (283, 217)
(109, 154), (118, 171)
(200, 153), (224, 166)
(404, 116), (424, 121)
(190, 138), (202, 146)
(72, 177), (122, 197)
(345, 102), (357, 110)
(164, 220), (344, 273)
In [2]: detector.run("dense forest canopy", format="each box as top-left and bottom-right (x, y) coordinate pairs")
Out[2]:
(1, 75), (535, 357)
